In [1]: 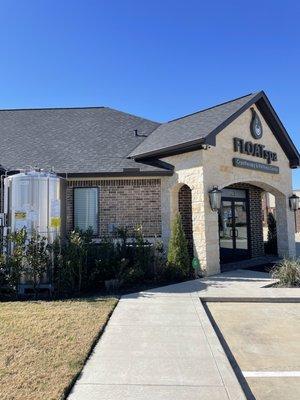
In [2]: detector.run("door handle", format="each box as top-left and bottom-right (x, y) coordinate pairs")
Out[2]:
(230, 229), (234, 237)
(235, 228), (239, 238)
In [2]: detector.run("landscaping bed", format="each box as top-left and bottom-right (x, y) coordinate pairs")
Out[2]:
(0, 296), (117, 400)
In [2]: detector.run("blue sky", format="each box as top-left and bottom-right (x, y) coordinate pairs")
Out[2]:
(0, 1), (299, 186)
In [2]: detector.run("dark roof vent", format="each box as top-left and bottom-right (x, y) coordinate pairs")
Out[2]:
(122, 168), (140, 173)
(134, 129), (147, 137)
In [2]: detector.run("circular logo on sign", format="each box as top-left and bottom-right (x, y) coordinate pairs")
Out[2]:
(250, 108), (263, 139)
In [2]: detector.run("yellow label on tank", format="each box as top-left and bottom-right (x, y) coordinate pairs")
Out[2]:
(50, 217), (61, 228)
(15, 211), (26, 220)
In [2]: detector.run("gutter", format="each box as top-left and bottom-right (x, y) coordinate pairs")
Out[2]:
(57, 170), (173, 178)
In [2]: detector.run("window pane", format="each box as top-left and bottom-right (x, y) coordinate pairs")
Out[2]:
(74, 188), (98, 233)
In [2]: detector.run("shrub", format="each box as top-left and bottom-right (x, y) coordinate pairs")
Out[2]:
(153, 238), (166, 277)
(0, 225), (171, 298)
(89, 227), (156, 288)
(131, 226), (153, 281)
(4, 229), (27, 297)
(166, 213), (191, 280)
(88, 237), (117, 285)
(271, 258), (300, 287)
(24, 231), (50, 299)
(51, 237), (64, 295)
(265, 212), (278, 255)
(63, 229), (93, 293)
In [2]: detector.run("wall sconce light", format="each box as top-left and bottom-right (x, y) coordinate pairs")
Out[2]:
(209, 186), (222, 211)
(289, 194), (299, 211)
(289, 194), (299, 231)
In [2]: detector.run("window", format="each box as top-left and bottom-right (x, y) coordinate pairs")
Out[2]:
(74, 188), (98, 234)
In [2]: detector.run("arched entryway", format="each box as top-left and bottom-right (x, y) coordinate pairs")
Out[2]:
(178, 184), (194, 258)
(218, 180), (294, 266)
(219, 183), (264, 264)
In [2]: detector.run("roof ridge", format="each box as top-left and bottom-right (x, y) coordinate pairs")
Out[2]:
(0, 106), (106, 112)
(104, 106), (160, 124)
(167, 92), (259, 123)
(0, 106), (109, 112)
(0, 105), (160, 125)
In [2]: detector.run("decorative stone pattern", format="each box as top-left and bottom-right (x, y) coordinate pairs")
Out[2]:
(66, 178), (161, 237)
(161, 104), (295, 276)
(178, 184), (194, 257)
(63, 104), (295, 276)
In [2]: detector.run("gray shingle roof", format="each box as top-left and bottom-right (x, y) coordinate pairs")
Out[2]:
(129, 93), (258, 159)
(1, 91), (298, 174)
(0, 107), (168, 174)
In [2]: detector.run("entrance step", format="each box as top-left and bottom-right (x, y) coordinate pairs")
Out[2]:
(221, 256), (281, 273)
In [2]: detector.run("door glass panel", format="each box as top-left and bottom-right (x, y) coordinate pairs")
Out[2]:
(219, 197), (249, 264)
(219, 200), (234, 251)
(221, 188), (246, 199)
(234, 200), (248, 251)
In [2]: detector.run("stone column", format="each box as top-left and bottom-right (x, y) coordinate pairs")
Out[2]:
(161, 174), (221, 276)
(275, 193), (296, 258)
(191, 184), (220, 276)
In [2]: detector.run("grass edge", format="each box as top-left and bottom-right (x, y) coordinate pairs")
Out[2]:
(62, 298), (119, 400)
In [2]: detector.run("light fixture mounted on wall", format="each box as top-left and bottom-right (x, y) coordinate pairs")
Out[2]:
(289, 194), (300, 211)
(209, 186), (222, 212)
(289, 193), (299, 231)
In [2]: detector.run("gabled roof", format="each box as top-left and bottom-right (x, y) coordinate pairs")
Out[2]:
(0, 107), (172, 176)
(1, 91), (298, 176)
(129, 91), (300, 168)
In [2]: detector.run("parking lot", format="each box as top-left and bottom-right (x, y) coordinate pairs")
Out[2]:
(206, 302), (300, 400)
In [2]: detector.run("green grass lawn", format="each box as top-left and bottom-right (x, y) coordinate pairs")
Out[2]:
(0, 296), (118, 400)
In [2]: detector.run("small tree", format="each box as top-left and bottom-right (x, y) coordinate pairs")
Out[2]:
(25, 230), (50, 299)
(65, 229), (93, 293)
(167, 213), (191, 279)
(6, 229), (27, 297)
(266, 212), (278, 255)
(50, 237), (64, 296)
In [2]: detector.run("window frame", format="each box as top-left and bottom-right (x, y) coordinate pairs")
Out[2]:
(72, 186), (99, 236)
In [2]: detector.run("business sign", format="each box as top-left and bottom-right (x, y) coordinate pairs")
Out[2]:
(232, 109), (280, 174)
(250, 108), (263, 139)
(233, 137), (277, 164)
(233, 158), (279, 174)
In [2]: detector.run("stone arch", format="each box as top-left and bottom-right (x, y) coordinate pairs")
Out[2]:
(219, 180), (295, 260)
(218, 178), (287, 197)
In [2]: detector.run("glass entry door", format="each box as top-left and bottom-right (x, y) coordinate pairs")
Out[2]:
(219, 197), (249, 263)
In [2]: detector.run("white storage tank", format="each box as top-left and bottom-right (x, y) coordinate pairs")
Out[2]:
(4, 170), (65, 242)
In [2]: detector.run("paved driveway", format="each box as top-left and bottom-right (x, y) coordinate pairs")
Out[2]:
(68, 270), (277, 400)
(207, 302), (300, 400)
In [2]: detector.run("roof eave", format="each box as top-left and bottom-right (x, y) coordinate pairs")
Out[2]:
(256, 92), (300, 168)
(57, 170), (173, 178)
(131, 90), (300, 168)
(130, 138), (206, 160)
(205, 90), (300, 168)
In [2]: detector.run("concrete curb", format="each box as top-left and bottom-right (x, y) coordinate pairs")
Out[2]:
(192, 298), (247, 400)
(201, 296), (300, 303)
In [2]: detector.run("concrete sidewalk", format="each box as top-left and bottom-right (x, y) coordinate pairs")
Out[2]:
(68, 270), (282, 400)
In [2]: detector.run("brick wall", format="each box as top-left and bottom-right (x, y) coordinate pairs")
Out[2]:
(229, 183), (265, 258)
(66, 178), (161, 237)
(178, 184), (193, 257)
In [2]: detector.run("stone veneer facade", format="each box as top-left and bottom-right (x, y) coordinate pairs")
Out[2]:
(160, 104), (296, 275)
(64, 105), (296, 276)
(66, 178), (161, 237)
